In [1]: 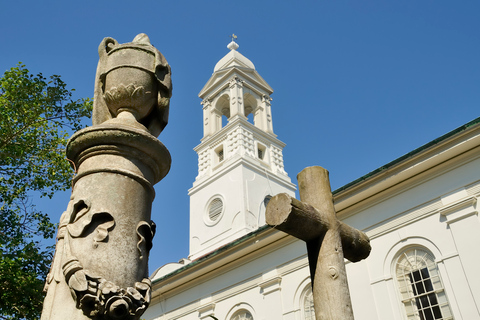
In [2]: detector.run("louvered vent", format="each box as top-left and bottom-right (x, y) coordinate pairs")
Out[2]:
(209, 198), (223, 221)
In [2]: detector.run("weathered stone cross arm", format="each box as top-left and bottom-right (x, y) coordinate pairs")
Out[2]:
(266, 193), (370, 262)
(266, 166), (371, 320)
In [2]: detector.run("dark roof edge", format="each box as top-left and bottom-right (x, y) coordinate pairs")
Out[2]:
(332, 116), (480, 195)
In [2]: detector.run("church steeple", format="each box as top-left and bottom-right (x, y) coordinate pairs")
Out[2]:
(188, 39), (296, 260)
(199, 39), (275, 138)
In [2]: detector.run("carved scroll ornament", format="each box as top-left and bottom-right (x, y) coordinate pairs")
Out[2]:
(45, 197), (156, 320)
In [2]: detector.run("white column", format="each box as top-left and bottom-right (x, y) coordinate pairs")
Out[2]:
(254, 105), (266, 131)
(229, 77), (245, 119)
(259, 276), (283, 319)
(262, 94), (274, 134)
(440, 195), (480, 313)
(202, 98), (212, 138)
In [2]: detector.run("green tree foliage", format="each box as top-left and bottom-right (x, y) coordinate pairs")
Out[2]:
(0, 64), (92, 319)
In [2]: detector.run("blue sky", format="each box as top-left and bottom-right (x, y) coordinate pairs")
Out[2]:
(1, 0), (479, 272)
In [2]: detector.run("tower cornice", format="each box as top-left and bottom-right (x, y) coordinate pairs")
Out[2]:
(195, 116), (282, 152)
(188, 154), (296, 196)
(199, 67), (273, 99)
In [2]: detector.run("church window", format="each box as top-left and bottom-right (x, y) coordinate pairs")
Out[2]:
(215, 145), (224, 163)
(247, 112), (254, 124)
(222, 114), (229, 128)
(208, 198), (223, 222)
(302, 285), (315, 320)
(215, 95), (230, 130)
(231, 310), (253, 320)
(396, 248), (453, 320)
(257, 144), (266, 160)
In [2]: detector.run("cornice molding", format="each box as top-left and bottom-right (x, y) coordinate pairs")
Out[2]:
(335, 125), (480, 217)
(439, 196), (478, 224)
(259, 276), (282, 295)
(196, 117), (282, 150)
(189, 154), (296, 196)
(198, 303), (216, 319)
(199, 67), (273, 99)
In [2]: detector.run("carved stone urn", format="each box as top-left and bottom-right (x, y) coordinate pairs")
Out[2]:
(41, 34), (172, 320)
(93, 33), (172, 137)
(102, 40), (157, 124)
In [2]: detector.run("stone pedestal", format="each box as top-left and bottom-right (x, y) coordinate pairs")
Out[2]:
(41, 124), (170, 320)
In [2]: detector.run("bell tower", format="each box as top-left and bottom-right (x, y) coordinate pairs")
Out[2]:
(188, 40), (296, 260)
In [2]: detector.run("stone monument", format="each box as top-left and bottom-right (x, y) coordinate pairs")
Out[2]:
(266, 166), (371, 320)
(41, 33), (172, 320)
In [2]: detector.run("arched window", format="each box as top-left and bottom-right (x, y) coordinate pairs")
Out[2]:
(302, 285), (315, 320)
(243, 92), (257, 125)
(231, 309), (253, 320)
(396, 248), (453, 320)
(214, 94), (230, 130)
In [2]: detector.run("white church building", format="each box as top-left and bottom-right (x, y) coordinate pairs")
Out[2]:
(143, 41), (480, 320)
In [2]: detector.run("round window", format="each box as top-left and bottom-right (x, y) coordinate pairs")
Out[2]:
(207, 197), (223, 223)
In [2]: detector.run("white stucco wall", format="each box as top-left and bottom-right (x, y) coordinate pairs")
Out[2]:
(146, 147), (480, 320)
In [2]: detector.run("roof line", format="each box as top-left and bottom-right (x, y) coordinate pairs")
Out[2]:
(332, 116), (480, 195)
(152, 116), (480, 283)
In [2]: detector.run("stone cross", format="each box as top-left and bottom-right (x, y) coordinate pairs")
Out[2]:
(266, 166), (371, 320)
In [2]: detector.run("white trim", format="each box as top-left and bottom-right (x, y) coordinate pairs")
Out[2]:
(198, 303), (216, 320)
(383, 237), (444, 280)
(439, 196), (478, 224)
(258, 276), (282, 295)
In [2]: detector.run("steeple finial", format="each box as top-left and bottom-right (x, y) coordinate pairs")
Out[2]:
(227, 34), (239, 51)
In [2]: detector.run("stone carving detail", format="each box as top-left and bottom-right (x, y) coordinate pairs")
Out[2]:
(231, 96), (242, 106)
(63, 260), (151, 320)
(201, 98), (212, 107)
(136, 221), (156, 261)
(45, 197), (154, 319)
(103, 84), (154, 113)
(41, 34), (171, 320)
(93, 33), (172, 137)
(262, 94), (272, 105)
(66, 200), (115, 248)
(229, 76), (244, 88)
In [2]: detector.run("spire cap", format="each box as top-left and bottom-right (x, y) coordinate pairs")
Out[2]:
(214, 38), (255, 72)
(227, 40), (239, 51)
